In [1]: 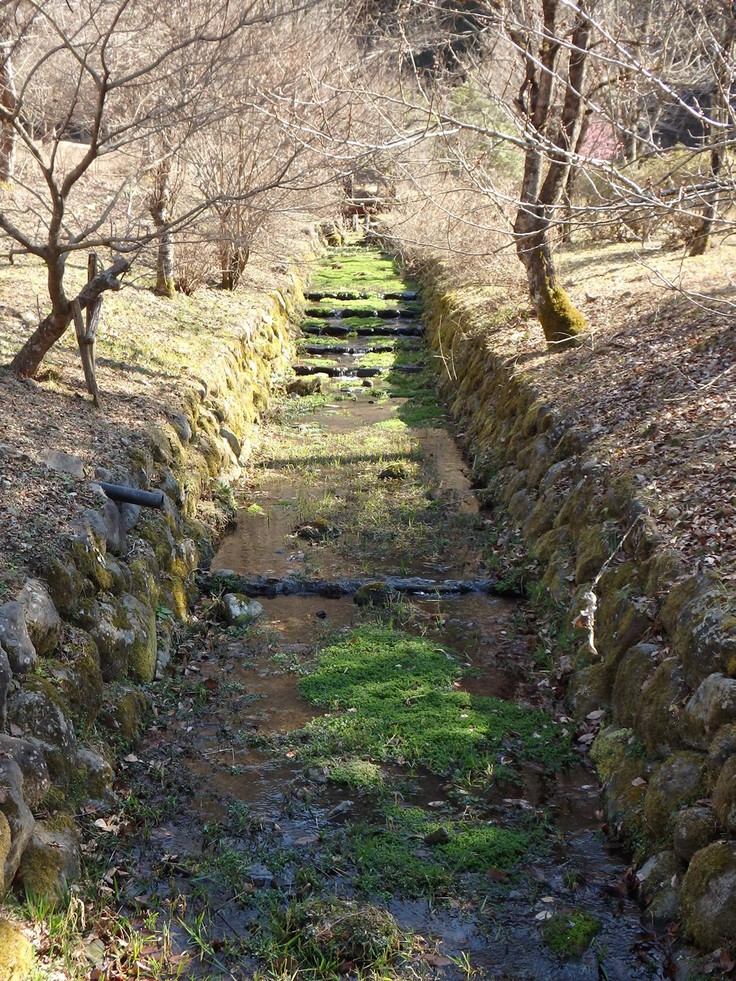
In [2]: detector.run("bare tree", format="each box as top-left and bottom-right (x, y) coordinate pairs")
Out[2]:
(0, 0), (336, 379)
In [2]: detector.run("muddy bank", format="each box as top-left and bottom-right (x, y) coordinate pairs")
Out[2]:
(416, 265), (736, 948)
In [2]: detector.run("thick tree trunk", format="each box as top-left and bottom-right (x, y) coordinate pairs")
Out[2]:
(9, 255), (130, 378)
(515, 212), (586, 346)
(0, 41), (16, 183)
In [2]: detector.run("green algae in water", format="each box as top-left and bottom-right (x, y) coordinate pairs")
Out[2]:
(296, 627), (574, 780)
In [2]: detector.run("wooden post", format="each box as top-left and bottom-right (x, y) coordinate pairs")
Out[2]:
(74, 252), (102, 407)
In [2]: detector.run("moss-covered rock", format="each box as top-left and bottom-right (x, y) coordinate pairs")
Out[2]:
(569, 663), (611, 716)
(681, 842), (736, 949)
(713, 756), (736, 834)
(353, 582), (400, 608)
(0, 918), (34, 980)
(574, 522), (618, 584)
(6, 689), (78, 787)
(15, 820), (81, 902)
(636, 850), (679, 927)
(680, 673), (736, 750)
(0, 811), (11, 892)
(660, 576), (736, 686)
(643, 752), (705, 843)
(100, 685), (148, 744)
(121, 594), (157, 683)
(612, 644), (658, 727)
(673, 806), (718, 863)
(633, 658), (686, 759)
(529, 525), (573, 565)
(590, 727), (648, 842)
(709, 723), (736, 770)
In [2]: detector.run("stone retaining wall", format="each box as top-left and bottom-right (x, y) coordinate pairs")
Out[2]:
(0, 260), (309, 902)
(421, 276), (736, 949)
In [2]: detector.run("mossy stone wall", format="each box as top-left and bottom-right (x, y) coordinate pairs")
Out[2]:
(420, 275), (736, 945)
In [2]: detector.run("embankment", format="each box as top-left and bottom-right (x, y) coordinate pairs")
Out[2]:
(419, 268), (736, 948)
(0, 248), (312, 907)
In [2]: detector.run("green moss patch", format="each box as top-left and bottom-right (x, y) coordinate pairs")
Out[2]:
(309, 248), (413, 295)
(295, 627), (573, 780)
(352, 804), (534, 897)
(542, 911), (601, 957)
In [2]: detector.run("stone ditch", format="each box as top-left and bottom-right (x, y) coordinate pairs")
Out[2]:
(0, 257), (310, 909)
(418, 276), (736, 949)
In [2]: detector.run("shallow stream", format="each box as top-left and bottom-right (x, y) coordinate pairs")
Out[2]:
(117, 246), (690, 980)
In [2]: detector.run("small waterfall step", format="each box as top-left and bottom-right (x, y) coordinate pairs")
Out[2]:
(292, 363), (424, 378)
(302, 322), (425, 338)
(304, 289), (419, 302)
(305, 307), (419, 320)
(300, 342), (417, 355)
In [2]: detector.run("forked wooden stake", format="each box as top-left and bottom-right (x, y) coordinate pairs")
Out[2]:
(73, 252), (103, 408)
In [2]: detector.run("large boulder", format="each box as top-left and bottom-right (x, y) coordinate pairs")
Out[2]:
(713, 756), (736, 834)
(0, 759), (35, 889)
(15, 820), (81, 902)
(15, 579), (61, 656)
(0, 736), (51, 807)
(680, 674), (736, 750)
(0, 601), (37, 674)
(643, 752), (705, 843)
(6, 690), (78, 788)
(681, 842), (736, 949)
(0, 646), (11, 731)
(673, 806), (718, 863)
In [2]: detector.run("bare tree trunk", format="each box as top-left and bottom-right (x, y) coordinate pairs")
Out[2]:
(689, 16), (736, 256)
(9, 255), (130, 378)
(512, 0), (591, 348)
(0, 40), (16, 182)
(149, 161), (176, 297)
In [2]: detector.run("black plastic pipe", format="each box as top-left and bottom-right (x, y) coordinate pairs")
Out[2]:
(98, 482), (165, 509)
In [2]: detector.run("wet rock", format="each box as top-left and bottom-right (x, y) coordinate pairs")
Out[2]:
(222, 594), (264, 627)
(0, 917), (34, 980)
(15, 579), (61, 656)
(16, 820), (81, 901)
(246, 863), (275, 888)
(0, 646), (10, 730)
(680, 841), (736, 949)
(633, 658), (686, 759)
(353, 581), (399, 608)
(612, 644), (658, 727)
(713, 756), (736, 834)
(680, 673), (736, 750)
(636, 851), (679, 927)
(643, 752), (705, 843)
(0, 601), (37, 674)
(295, 518), (340, 541)
(287, 374), (329, 396)
(0, 736), (51, 807)
(325, 799), (354, 821)
(674, 806), (718, 862)
(0, 759), (35, 888)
